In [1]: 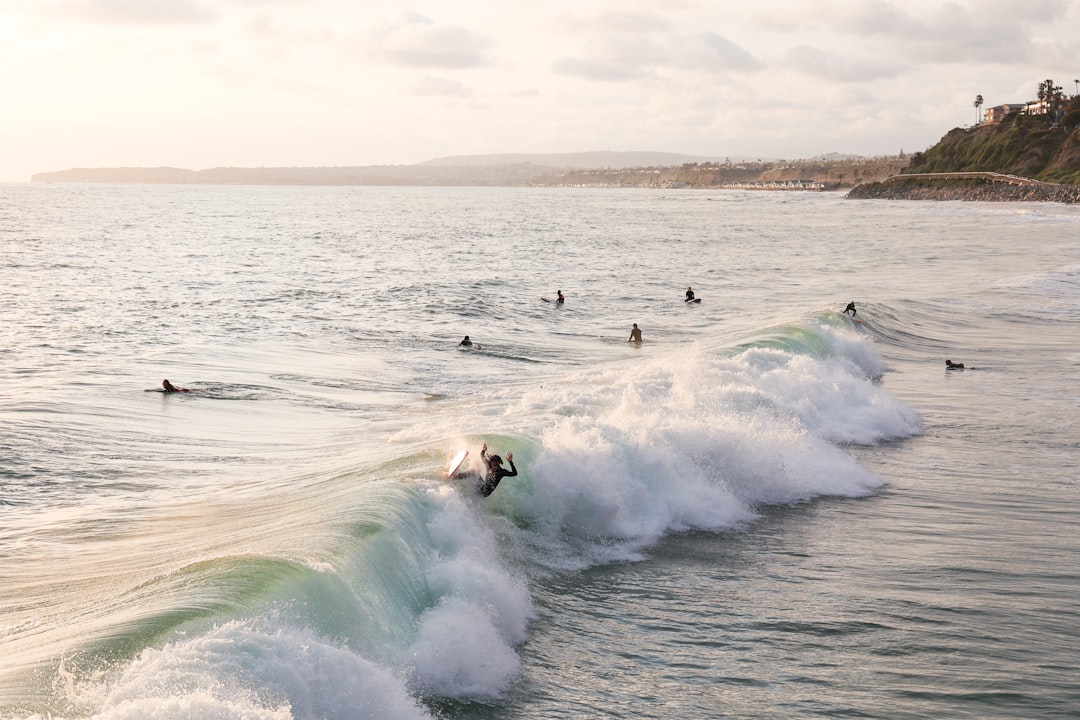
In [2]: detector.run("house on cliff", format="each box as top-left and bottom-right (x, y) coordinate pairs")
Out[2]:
(983, 103), (1026, 124)
(983, 100), (1070, 125)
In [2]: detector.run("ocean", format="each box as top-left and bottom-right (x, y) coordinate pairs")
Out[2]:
(1, 183), (1078, 719)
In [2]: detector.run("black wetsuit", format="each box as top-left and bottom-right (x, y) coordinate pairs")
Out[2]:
(844, 302), (857, 316)
(686, 289), (695, 302)
(478, 449), (517, 497)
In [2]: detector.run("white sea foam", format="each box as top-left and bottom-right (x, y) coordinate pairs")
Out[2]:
(404, 487), (532, 699)
(68, 622), (430, 720)
(479, 321), (921, 572)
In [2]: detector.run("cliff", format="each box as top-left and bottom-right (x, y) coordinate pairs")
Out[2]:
(847, 95), (1080, 203)
(899, 96), (1080, 184)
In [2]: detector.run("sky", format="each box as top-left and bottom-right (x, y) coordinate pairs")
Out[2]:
(1, 0), (1078, 181)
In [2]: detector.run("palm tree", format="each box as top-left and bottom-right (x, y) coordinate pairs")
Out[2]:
(973, 94), (984, 124)
(1037, 79), (1063, 111)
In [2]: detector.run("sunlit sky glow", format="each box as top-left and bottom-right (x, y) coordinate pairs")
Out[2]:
(1, 0), (1078, 180)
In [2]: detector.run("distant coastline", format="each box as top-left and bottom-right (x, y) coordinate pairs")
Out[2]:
(30, 152), (907, 190)
(26, 92), (1080, 201)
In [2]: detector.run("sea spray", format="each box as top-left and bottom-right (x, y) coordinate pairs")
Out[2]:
(405, 487), (532, 699)
(69, 622), (428, 720)
(491, 318), (919, 571)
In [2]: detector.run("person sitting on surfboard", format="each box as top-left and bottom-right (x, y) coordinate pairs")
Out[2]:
(162, 379), (190, 393)
(556, 290), (564, 304)
(628, 323), (642, 342)
(479, 443), (517, 497)
(685, 286), (695, 302)
(844, 301), (857, 316)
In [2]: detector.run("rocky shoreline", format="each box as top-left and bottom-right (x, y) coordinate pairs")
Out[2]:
(847, 180), (1080, 203)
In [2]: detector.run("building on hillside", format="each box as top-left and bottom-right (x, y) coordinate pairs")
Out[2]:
(983, 104), (1026, 123)
(984, 99), (1070, 123)
(1024, 99), (1071, 123)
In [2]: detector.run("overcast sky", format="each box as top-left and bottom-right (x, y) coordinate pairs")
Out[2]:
(1, 0), (1077, 181)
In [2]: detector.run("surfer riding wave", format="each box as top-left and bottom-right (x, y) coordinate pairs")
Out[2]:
(479, 443), (517, 497)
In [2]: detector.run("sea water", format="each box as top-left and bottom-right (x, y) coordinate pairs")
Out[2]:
(1, 184), (1078, 719)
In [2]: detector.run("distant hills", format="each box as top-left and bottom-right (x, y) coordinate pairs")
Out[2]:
(30, 154), (906, 189)
(29, 151), (802, 187)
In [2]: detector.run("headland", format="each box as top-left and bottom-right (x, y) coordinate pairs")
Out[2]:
(847, 90), (1080, 203)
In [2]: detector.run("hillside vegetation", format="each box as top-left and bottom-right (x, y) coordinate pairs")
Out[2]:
(904, 96), (1080, 184)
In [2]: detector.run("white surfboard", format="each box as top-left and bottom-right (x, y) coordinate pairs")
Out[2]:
(445, 449), (469, 479)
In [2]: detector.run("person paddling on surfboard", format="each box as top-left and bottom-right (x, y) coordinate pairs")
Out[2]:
(478, 443), (517, 497)
(542, 290), (565, 304)
(459, 335), (481, 349)
(162, 379), (190, 393)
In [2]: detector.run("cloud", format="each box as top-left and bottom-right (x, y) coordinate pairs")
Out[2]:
(554, 9), (670, 34)
(413, 75), (471, 97)
(828, 0), (1073, 64)
(672, 32), (762, 73)
(549, 6), (759, 80)
(551, 55), (646, 82)
(552, 33), (666, 82)
(44, 0), (217, 25)
(553, 31), (759, 83)
(369, 14), (494, 69)
(783, 44), (900, 82)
